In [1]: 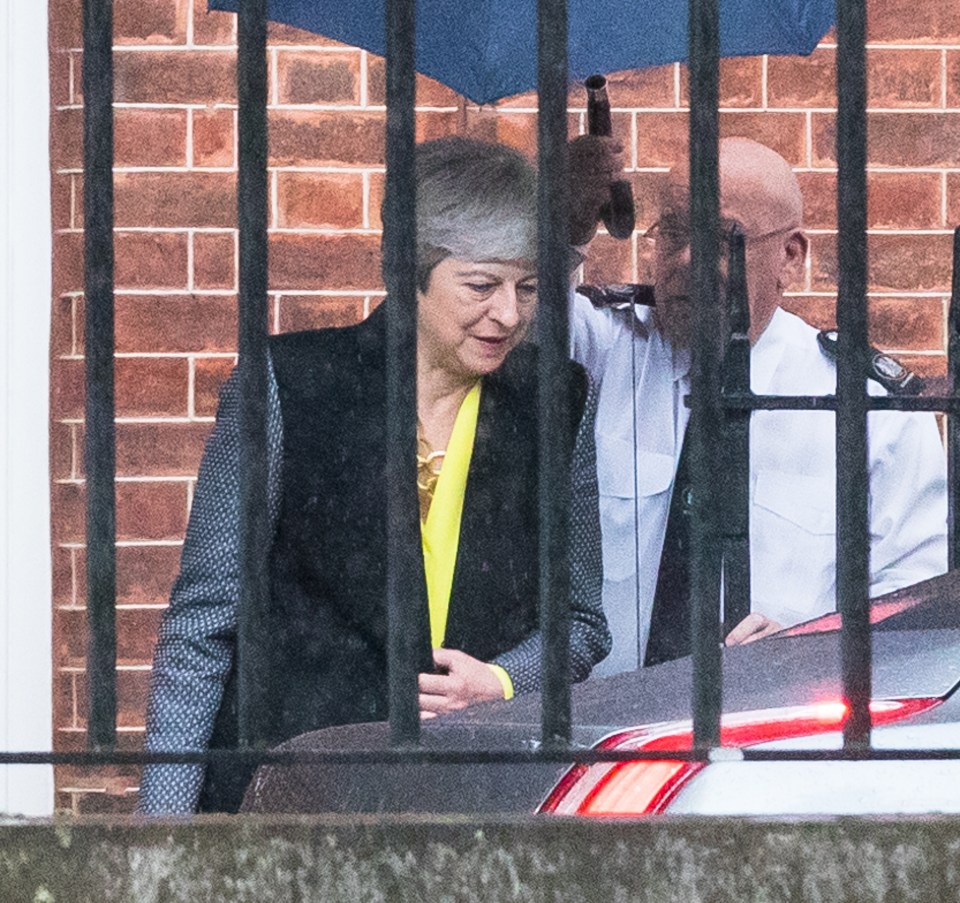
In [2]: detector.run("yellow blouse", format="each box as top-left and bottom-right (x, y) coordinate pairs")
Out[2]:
(420, 382), (514, 700)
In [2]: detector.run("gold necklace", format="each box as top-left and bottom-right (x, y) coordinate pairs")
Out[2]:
(416, 425), (445, 520)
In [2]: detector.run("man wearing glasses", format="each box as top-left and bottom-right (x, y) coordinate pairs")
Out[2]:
(570, 136), (948, 676)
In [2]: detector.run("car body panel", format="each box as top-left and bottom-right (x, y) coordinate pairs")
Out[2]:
(243, 578), (960, 815)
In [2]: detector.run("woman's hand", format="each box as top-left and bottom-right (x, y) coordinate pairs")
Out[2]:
(724, 612), (784, 646)
(418, 649), (506, 720)
(568, 134), (626, 246)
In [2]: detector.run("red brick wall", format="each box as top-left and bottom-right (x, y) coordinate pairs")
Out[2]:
(48, 0), (960, 812)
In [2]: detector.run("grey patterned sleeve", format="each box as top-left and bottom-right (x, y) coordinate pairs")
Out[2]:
(491, 383), (611, 695)
(137, 362), (283, 815)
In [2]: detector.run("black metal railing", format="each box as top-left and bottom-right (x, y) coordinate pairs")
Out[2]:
(835, 0), (872, 747)
(8, 0), (960, 795)
(82, 0), (117, 752)
(537, 0), (575, 747)
(235, 0), (272, 754)
(382, 0), (423, 749)
(687, 0), (723, 749)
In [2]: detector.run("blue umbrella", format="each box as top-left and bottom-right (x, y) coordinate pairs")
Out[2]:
(210, 0), (835, 105)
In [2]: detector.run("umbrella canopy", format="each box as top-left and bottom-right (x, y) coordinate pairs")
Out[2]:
(210, 0), (835, 105)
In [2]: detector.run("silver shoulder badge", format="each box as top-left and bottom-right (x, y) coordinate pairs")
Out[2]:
(816, 329), (925, 396)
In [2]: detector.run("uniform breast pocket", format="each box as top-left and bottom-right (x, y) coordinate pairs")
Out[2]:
(751, 469), (837, 626)
(597, 436), (674, 581)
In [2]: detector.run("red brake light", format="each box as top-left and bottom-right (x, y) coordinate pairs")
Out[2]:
(779, 599), (919, 637)
(539, 697), (940, 817)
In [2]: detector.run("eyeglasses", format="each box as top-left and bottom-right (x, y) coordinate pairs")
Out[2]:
(644, 218), (797, 253)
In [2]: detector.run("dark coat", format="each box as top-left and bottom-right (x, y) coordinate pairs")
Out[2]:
(198, 305), (591, 811)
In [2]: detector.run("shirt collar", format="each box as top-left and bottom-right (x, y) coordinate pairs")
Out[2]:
(750, 305), (787, 395)
(653, 304), (789, 388)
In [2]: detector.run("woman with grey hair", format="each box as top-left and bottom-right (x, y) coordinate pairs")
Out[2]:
(139, 137), (610, 814)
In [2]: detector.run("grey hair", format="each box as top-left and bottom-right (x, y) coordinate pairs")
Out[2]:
(382, 137), (538, 293)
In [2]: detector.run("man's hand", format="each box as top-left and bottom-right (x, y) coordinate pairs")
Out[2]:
(724, 612), (784, 647)
(418, 649), (506, 720)
(568, 134), (625, 246)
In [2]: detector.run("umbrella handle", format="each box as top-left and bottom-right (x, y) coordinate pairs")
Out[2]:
(585, 74), (635, 241)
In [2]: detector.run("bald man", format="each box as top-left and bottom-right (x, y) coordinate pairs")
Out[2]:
(570, 136), (948, 676)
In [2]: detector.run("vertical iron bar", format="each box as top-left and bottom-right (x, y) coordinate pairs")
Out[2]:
(948, 227), (960, 570)
(688, 0), (723, 750)
(384, 0), (424, 747)
(721, 228), (751, 634)
(82, 0), (117, 749)
(537, 0), (572, 746)
(835, 0), (872, 748)
(236, 0), (271, 748)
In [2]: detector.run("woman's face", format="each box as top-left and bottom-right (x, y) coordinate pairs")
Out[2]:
(417, 257), (537, 382)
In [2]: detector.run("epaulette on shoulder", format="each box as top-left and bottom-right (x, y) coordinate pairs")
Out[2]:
(816, 329), (925, 396)
(579, 283), (656, 310)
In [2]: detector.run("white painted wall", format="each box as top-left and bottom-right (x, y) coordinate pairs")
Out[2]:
(0, 0), (54, 815)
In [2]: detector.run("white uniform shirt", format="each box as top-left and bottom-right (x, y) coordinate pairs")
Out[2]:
(571, 296), (949, 676)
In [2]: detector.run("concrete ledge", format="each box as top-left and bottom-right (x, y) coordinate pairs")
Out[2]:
(3, 815), (960, 902)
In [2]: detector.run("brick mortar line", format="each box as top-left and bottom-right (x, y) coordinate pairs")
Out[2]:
(864, 42), (960, 50)
(360, 50), (369, 106)
(58, 727), (144, 732)
(943, 296), (952, 356)
(70, 423), (79, 480)
(270, 170), (279, 229)
(785, 291), (954, 297)
(761, 55), (769, 111)
(269, 227), (382, 234)
(112, 102), (236, 110)
(814, 42), (960, 50)
(271, 294), (282, 334)
(57, 416), (215, 424)
(54, 476), (197, 484)
(58, 290), (239, 299)
(185, 0), (195, 46)
(61, 665), (152, 673)
(59, 541), (186, 549)
(54, 602), (168, 614)
(69, 175), (77, 230)
(54, 167), (235, 175)
(70, 547), (78, 607)
(185, 107), (195, 168)
(54, 100), (474, 112)
(57, 225), (385, 235)
(69, 39), (956, 52)
(793, 166), (960, 172)
(70, 674), (78, 728)
(71, 42), (379, 53)
(943, 171), (950, 225)
(59, 288), (381, 297)
(265, 45), (367, 53)
(67, 51), (76, 104)
(362, 171), (371, 228)
(802, 228), (960, 234)
(187, 230), (195, 292)
(270, 103), (457, 111)
(49, 164), (960, 176)
(273, 165), (388, 173)
(56, 354), (236, 361)
(187, 356), (197, 419)
(56, 290), (949, 308)
(69, 294), (78, 355)
(61, 44), (239, 53)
